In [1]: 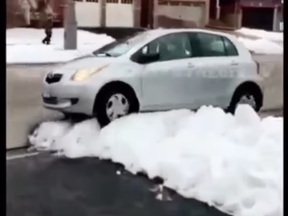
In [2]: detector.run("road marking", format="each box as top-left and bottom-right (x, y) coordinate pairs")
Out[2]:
(6, 152), (39, 161)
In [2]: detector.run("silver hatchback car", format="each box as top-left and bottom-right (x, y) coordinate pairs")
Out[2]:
(42, 29), (263, 126)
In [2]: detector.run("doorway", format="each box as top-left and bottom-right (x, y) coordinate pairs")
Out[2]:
(140, 0), (153, 28)
(209, 0), (217, 20)
(242, 7), (274, 31)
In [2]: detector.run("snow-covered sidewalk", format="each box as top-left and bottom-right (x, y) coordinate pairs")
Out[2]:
(6, 28), (114, 64)
(29, 105), (283, 216)
(237, 37), (282, 54)
(236, 28), (283, 44)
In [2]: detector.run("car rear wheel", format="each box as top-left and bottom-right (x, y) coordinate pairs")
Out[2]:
(227, 87), (262, 114)
(94, 85), (139, 127)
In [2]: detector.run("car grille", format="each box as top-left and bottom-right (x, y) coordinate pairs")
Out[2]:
(46, 73), (63, 84)
(43, 96), (58, 104)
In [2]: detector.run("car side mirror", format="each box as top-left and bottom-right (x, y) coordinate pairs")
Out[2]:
(138, 53), (160, 64)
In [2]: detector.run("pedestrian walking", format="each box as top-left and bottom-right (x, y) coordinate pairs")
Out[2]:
(42, 15), (53, 45)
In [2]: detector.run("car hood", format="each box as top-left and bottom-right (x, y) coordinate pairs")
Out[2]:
(52, 54), (117, 76)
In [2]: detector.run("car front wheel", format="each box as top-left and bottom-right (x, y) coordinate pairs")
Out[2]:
(94, 85), (139, 127)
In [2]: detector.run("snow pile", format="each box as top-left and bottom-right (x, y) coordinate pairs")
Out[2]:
(6, 28), (115, 64)
(29, 105), (283, 216)
(238, 37), (283, 54)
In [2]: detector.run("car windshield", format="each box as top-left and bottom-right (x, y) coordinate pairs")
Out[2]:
(93, 31), (148, 57)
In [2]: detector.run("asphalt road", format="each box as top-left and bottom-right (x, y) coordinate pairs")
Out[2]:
(7, 154), (229, 216)
(7, 65), (62, 149)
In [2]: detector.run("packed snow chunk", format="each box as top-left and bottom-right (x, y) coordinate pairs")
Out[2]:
(238, 37), (283, 54)
(98, 109), (192, 175)
(29, 121), (71, 151)
(6, 28), (115, 64)
(234, 104), (260, 125)
(236, 28), (283, 42)
(56, 119), (101, 158)
(30, 105), (283, 216)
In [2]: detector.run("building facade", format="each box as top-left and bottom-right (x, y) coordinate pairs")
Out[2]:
(209, 0), (283, 31)
(7, 0), (210, 28)
(7, 0), (281, 31)
(73, 0), (210, 28)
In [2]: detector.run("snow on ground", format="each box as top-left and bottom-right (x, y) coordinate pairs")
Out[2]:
(6, 28), (115, 64)
(236, 28), (283, 43)
(238, 37), (283, 54)
(29, 105), (283, 216)
(6, 27), (283, 63)
(235, 28), (283, 54)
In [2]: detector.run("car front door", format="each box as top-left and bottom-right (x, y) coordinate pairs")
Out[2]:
(134, 32), (202, 111)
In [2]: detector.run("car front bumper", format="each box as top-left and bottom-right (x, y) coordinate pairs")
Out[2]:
(42, 80), (99, 116)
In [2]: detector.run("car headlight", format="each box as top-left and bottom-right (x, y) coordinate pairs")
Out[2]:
(71, 65), (108, 81)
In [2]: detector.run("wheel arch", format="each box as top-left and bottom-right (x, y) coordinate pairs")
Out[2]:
(93, 80), (140, 115)
(231, 81), (263, 107)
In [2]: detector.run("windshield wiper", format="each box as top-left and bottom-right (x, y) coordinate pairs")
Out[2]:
(94, 52), (112, 57)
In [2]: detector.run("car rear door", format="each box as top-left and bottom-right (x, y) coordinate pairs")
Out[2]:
(186, 32), (241, 108)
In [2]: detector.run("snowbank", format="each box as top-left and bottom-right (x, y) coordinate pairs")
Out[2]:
(29, 105), (283, 216)
(238, 37), (283, 54)
(235, 28), (283, 54)
(236, 28), (283, 43)
(6, 28), (115, 64)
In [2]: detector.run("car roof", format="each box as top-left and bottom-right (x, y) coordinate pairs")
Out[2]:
(142, 28), (235, 40)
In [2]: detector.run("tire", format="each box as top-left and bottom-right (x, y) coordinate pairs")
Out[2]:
(62, 113), (88, 123)
(94, 85), (139, 127)
(227, 86), (263, 114)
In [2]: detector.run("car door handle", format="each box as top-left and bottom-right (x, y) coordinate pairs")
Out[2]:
(188, 63), (195, 68)
(231, 62), (238, 66)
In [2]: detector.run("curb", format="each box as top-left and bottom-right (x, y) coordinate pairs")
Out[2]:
(260, 107), (283, 113)
(7, 62), (62, 67)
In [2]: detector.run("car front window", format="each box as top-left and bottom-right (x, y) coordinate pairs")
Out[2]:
(142, 33), (192, 62)
(93, 32), (148, 57)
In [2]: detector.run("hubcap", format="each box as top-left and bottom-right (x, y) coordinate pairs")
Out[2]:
(238, 94), (256, 108)
(106, 93), (130, 121)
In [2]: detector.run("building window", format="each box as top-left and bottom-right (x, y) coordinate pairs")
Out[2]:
(86, 0), (98, 2)
(159, 0), (168, 5)
(159, 0), (193, 6)
(121, 0), (133, 4)
(142, 33), (192, 62)
(107, 0), (118, 3)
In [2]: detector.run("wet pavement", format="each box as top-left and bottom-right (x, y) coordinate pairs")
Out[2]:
(7, 153), (230, 216)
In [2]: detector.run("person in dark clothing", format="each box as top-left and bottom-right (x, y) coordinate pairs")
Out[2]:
(42, 16), (53, 45)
